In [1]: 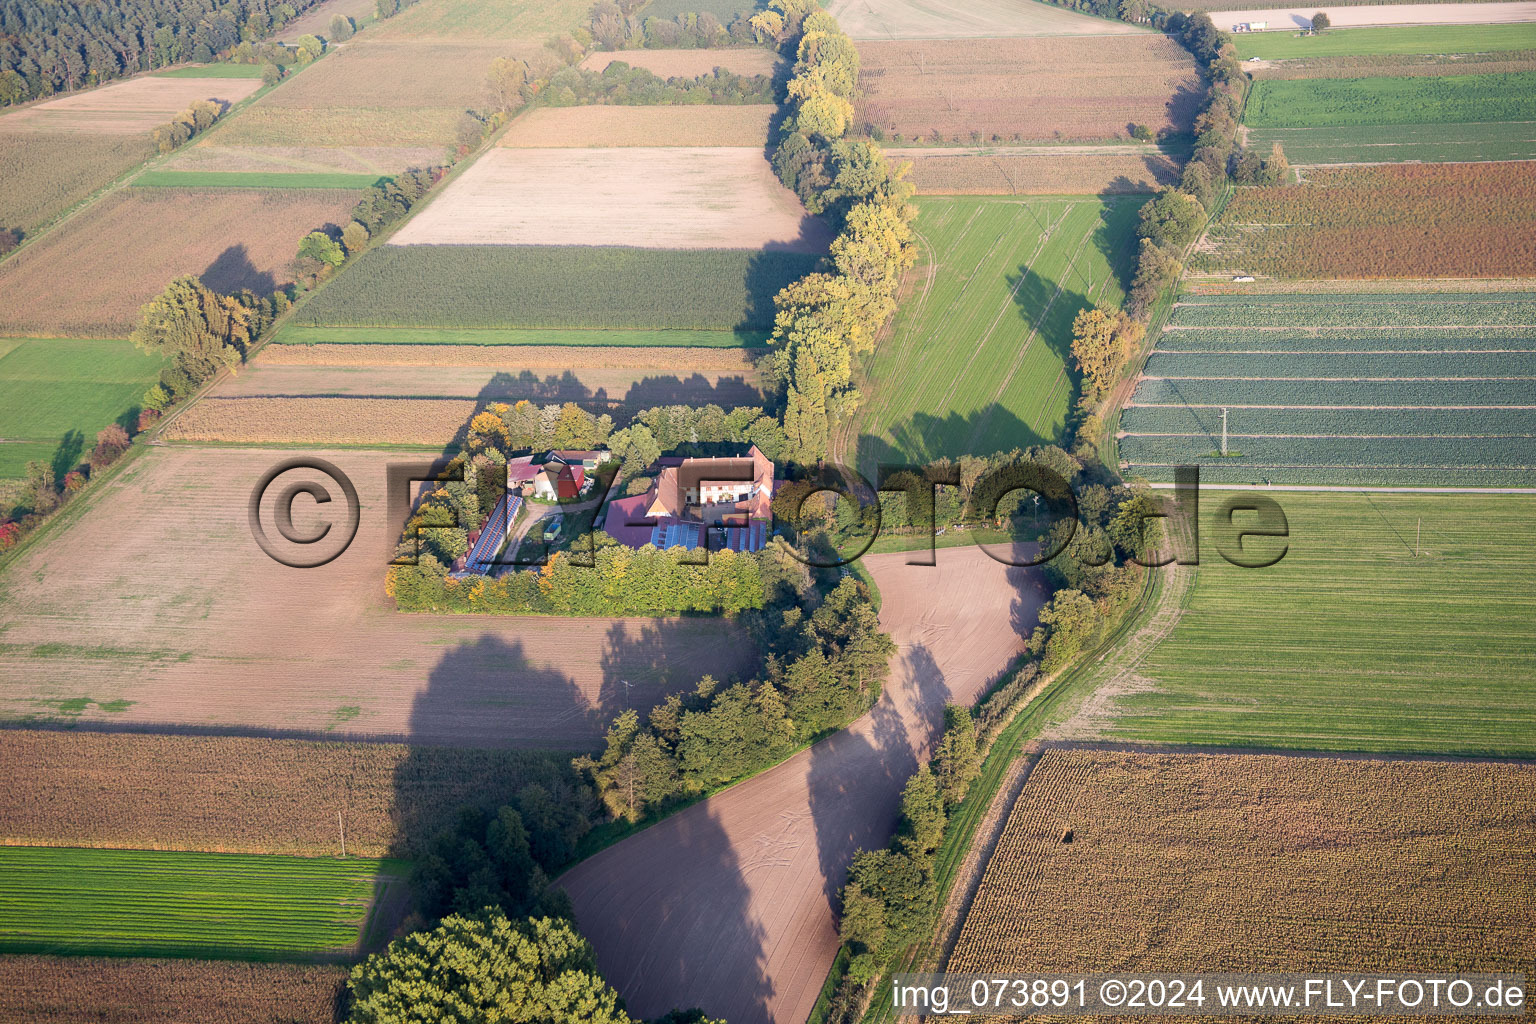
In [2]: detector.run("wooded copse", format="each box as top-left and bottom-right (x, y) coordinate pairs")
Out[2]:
(0, 0), (326, 105)
(575, 574), (894, 823)
(152, 98), (223, 154)
(588, 0), (768, 52)
(293, 166), (444, 286)
(768, 3), (918, 464)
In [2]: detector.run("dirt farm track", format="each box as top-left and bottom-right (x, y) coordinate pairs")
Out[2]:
(561, 545), (1042, 1024)
(0, 446), (756, 747)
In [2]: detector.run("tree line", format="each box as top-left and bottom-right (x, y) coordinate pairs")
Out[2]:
(589, 1), (768, 51)
(0, 0), (325, 105)
(151, 98), (222, 154)
(764, 2), (918, 463)
(293, 166), (444, 288)
(541, 62), (772, 107)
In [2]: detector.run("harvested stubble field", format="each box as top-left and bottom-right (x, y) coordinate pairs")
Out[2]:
(0, 729), (579, 856)
(210, 40), (507, 147)
(294, 245), (820, 330)
(1232, 22), (1536, 58)
(272, 325), (767, 346)
(0, 846), (402, 959)
(827, 0), (1148, 38)
(851, 196), (1139, 466)
(948, 748), (1536, 985)
(564, 545), (1043, 1024)
(1120, 292), (1536, 485)
(498, 105), (775, 148)
(367, 0), (590, 40)
(154, 64), (269, 79)
(856, 36), (1201, 142)
(580, 47), (780, 76)
(0, 446), (757, 746)
(134, 170), (382, 189)
(0, 130), (154, 233)
(276, 0), (377, 41)
(390, 147), (829, 250)
(161, 396), (477, 445)
(0, 339), (164, 481)
(0, 187), (357, 337)
(892, 145), (1179, 194)
(260, 42), (506, 110)
(1193, 163), (1536, 280)
(167, 143), (443, 175)
(0, 956), (346, 1024)
(209, 105), (464, 148)
(0, 76), (261, 134)
(1079, 492), (1536, 753)
(259, 342), (762, 369)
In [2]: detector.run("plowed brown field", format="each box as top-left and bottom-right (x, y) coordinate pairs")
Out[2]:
(0, 446), (756, 746)
(948, 748), (1536, 989)
(858, 36), (1201, 142)
(561, 545), (1043, 1024)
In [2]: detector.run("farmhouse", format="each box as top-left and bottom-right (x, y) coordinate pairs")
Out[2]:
(604, 445), (779, 554)
(507, 449), (611, 501)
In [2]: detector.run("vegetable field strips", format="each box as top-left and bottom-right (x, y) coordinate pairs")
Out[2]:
(1121, 293), (1536, 485)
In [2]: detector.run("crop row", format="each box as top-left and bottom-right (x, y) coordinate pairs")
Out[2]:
(295, 244), (820, 331)
(1144, 350), (1536, 380)
(1121, 434), (1536, 470)
(1158, 328), (1536, 353)
(1122, 405), (1536, 437)
(1246, 72), (1536, 129)
(1171, 293), (1536, 329)
(1132, 377), (1535, 407)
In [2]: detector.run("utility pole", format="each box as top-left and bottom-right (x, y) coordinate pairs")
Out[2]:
(338, 810), (346, 858)
(622, 679), (632, 710)
(1220, 407), (1229, 456)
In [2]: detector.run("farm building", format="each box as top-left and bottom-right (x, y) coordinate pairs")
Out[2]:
(604, 445), (779, 554)
(507, 449), (611, 501)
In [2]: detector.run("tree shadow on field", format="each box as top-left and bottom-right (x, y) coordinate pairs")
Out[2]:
(559, 793), (772, 1023)
(50, 429), (84, 481)
(854, 405), (1049, 482)
(201, 243), (278, 296)
(738, 249), (827, 332)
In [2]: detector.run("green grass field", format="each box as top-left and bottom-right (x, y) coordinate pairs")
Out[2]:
(0, 847), (407, 959)
(154, 63), (268, 78)
(272, 325), (770, 346)
(1099, 493), (1536, 755)
(294, 245), (820, 331)
(1246, 72), (1536, 129)
(134, 170), (384, 189)
(0, 339), (163, 480)
(1245, 120), (1536, 164)
(1234, 24), (1536, 60)
(851, 196), (1139, 467)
